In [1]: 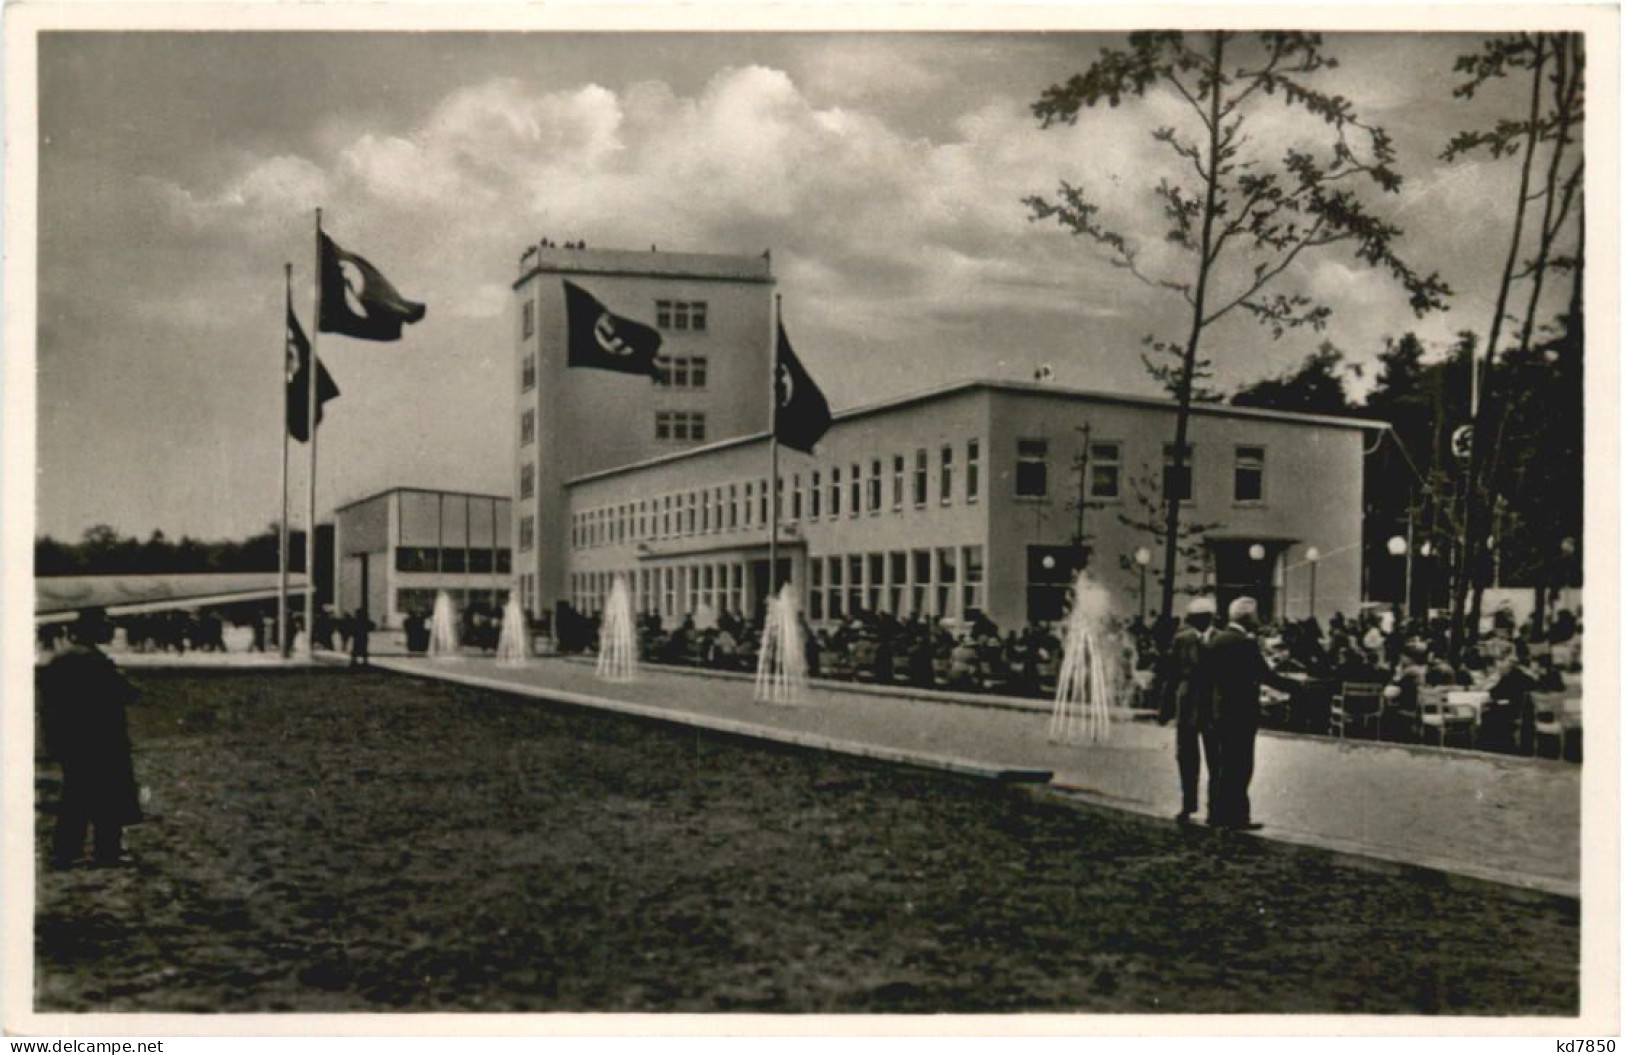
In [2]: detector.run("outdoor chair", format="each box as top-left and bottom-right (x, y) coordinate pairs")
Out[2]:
(1330, 682), (1385, 739)
(1531, 691), (1567, 760)
(850, 639), (878, 682)
(1037, 654), (1061, 696)
(1420, 698), (1476, 748)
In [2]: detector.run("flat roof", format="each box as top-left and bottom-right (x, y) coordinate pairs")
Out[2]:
(37, 572), (312, 620)
(334, 486), (512, 514)
(565, 378), (1386, 488)
(515, 245), (775, 290)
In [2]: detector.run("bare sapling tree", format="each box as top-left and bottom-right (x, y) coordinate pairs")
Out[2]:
(1027, 31), (1449, 631)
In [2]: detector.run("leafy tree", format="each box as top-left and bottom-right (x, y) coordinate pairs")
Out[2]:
(1028, 31), (1448, 630)
(1231, 341), (1359, 416)
(1442, 32), (1584, 651)
(36, 523), (301, 576)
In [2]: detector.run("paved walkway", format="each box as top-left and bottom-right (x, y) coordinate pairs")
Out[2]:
(372, 654), (1579, 897)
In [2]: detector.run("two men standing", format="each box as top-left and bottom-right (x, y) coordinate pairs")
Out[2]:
(1161, 595), (1298, 830)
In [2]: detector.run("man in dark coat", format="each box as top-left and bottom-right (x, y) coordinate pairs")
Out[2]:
(40, 608), (142, 868)
(1159, 596), (1218, 825)
(350, 609), (373, 668)
(1204, 596), (1299, 830)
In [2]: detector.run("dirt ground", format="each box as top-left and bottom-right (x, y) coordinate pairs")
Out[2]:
(34, 669), (1578, 1014)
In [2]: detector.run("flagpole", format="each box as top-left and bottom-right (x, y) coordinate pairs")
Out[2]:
(279, 262), (292, 658)
(305, 208), (322, 658)
(768, 291), (780, 599)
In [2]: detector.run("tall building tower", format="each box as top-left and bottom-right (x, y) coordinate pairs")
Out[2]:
(512, 243), (775, 620)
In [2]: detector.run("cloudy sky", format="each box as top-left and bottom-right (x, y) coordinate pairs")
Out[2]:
(35, 28), (1556, 542)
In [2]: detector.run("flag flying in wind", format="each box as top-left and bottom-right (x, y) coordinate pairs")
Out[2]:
(774, 321), (832, 454)
(286, 297), (340, 444)
(563, 280), (662, 376)
(319, 232), (427, 341)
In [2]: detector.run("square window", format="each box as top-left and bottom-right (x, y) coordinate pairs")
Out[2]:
(1163, 443), (1194, 503)
(1235, 446), (1265, 503)
(1016, 439), (1048, 498)
(1089, 442), (1121, 499)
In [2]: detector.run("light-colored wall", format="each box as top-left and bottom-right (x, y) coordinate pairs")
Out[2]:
(560, 387), (1367, 631)
(564, 388), (994, 623)
(985, 391), (1366, 623)
(335, 489), (513, 628)
(514, 246), (774, 617)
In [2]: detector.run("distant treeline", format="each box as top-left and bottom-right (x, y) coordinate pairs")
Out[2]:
(36, 524), (307, 577)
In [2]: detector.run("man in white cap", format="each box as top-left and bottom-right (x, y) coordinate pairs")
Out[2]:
(1159, 595), (1218, 824)
(1204, 596), (1300, 830)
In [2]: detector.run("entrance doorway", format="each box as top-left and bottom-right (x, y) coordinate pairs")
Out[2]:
(749, 558), (794, 624)
(1209, 540), (1283, 622)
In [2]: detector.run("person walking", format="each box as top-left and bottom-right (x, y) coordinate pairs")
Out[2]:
(1159, 596), (1218, 825)
(1204, 597), (1299, 831)
(40, 608), (143, 869)
(349, 608), (373, 668)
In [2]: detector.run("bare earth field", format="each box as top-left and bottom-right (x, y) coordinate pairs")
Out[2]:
(34, 669), (1578, 1014)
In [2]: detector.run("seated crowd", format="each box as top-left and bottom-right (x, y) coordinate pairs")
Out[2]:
(550, 599), (1582, 761)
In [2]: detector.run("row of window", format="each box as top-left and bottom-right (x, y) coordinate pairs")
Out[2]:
(655, 300), (707, 332)
(551, 437), (1274, 554)
(520, 299), (710, 341)
(655, 411), (708, 442)
(397, 587), (510, 616)
(654, 355), (707, 389)
(807, 547), (985, 623)
(521, 352), (712, 394)
(566, 546), (985, 624)
(572, 563), (746, 621)
(569, 440), (984, 551)
(395, 546), (514, 574)
(1015, 440), (1267, 504)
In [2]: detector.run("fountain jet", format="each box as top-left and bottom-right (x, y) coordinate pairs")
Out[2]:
(496, 594), (530, 666)
(1049, 570), (1119, 744)
(595, 575), (638, 683)
(429, 591), (461, 658)
(754, 582), (807, 705)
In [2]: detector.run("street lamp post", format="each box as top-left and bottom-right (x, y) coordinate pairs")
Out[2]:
(1133, 546), (1151, 621)
(1306, 546), (1320, 620)
(1388, 534), (1410, 616)
(1247, 542), (1266, 618)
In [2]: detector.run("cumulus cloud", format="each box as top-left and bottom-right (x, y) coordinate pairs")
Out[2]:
(53, 42), (1529, 540)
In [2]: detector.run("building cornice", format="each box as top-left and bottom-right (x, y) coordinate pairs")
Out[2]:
(563, 379), (1385, 489)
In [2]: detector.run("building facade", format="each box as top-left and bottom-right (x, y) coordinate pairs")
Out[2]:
(558, 380), (1376, 632)
(334, 487), (512, 628)
(512, 243), (775, 619)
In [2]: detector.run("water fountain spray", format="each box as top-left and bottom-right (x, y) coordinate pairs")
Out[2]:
(429, 590), (461, 658)
(1049, 570), (1119, 744)
(754, 582), (807, 705)
(595, 575), (638, 683)
(496, 594), (530, 667)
